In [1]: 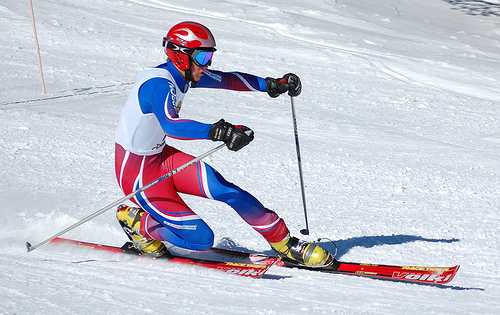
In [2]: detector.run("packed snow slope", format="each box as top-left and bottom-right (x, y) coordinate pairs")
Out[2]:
(1, 0), (499, 314)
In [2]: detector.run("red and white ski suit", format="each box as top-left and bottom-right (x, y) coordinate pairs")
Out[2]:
(115, 61), (288, 250)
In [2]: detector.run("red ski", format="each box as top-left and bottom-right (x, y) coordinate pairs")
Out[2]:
(334, 262), (460, 284)
(271, 259), (459, 284)
(211, 247), (459, 284)
(48, 237), (277, 278)
(48, 237), (459, 284)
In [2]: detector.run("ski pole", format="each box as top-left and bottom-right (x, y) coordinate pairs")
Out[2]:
(290, 96), (310, 235)
(26, 143), (226, 252)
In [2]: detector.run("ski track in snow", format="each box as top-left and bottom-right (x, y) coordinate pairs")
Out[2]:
(1, 0), (499, 314)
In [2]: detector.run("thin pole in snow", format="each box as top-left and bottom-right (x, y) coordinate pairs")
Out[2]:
(29, 0), (46, 94)
(290, 96), (310, 236)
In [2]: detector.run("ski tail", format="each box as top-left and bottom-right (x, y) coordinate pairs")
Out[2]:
(50, 237), (124, 253)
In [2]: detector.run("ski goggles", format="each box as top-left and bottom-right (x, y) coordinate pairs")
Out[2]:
(165, 40), (216, 67)
(191, 48), (215, 67)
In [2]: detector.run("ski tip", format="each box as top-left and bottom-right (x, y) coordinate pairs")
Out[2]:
(26, 242), (34, 253)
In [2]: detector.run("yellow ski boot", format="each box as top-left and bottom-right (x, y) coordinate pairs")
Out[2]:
(270, 234), (336, 267)
(116, 205), (167, 258)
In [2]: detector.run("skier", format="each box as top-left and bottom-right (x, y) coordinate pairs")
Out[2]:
(115, 21), (335, 267)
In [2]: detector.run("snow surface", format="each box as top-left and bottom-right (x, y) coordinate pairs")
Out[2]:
(1, 0), (499, 314)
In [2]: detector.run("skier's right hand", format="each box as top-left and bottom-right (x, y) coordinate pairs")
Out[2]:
(209, 119), (254, 151)
(265, 73), (302, 98)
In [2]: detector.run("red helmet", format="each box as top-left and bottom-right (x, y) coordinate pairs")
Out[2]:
(163, 21), (216, 70)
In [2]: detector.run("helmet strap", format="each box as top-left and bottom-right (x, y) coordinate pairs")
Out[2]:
(185, 67), (194, 83)
(185, 58), (198, 87)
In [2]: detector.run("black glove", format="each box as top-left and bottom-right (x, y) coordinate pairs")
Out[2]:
(265, 73), (302, 98)
(209, 119), (254, 151)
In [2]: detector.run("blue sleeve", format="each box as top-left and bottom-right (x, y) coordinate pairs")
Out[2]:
(195, 69), (267, 92)
(138, 78), (211, 140)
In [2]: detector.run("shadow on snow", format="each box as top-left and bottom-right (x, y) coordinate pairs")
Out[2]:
(321, 234), (459, 259)
(443, 0), (500, 16)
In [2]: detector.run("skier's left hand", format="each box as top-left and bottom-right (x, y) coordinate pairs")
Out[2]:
(265, 73), (302, 98)
(209, 119), (255, 151)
